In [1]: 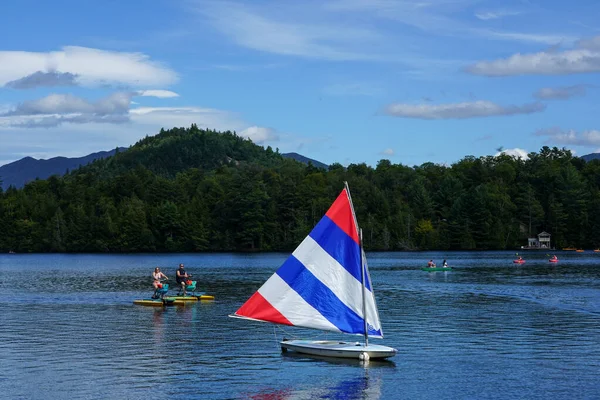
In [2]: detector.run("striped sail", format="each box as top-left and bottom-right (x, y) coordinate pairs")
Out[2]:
(233, 187), (383, 338)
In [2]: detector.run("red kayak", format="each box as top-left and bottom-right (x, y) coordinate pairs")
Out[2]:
(549, 258), (559, 263)
(513, 259), (526, 264)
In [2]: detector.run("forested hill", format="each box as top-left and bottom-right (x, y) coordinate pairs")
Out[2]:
(64, 125), (288, 180)
(1, 125), (600, 253)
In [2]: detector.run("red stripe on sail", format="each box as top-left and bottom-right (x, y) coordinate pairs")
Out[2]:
(235, 292), (293, 326)
(325, 189), (359, 244)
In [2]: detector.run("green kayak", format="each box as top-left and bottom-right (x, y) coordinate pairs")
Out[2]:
(422, 267), (453, 272)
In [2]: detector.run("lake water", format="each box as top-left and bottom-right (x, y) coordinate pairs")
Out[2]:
(0, 251), (599, 399)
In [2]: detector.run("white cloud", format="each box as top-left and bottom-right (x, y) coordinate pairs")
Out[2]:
(0, 92), (133, 127)
(0, 46), (177, 87)
(129, 107), (278, 144)
(535, 127), (600, 146)
(384, 100), (545, 119)
(466, 35), (600, 76)
(474, 30), (575, 46)
(136, 90), (180, 98)
(475, 10), (521, 20)
(4, 71), (78, 89)
(7, 93), (131, 116)
(325, 0), (470, 33)
(195, 1), (381, 61)
(0, 105), (280, 166)
(380, 148), (394, 156)
(578, 36), (600, 50)
(129, 106), (245, 132)
(239, 126), (279, 144)
(495, 148), (529, 159)
(326, 0), (572, 46)
(533, 85), (588, 100)
(1, 90), (183, 128)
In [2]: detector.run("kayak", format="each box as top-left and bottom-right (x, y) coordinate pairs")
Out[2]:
(133, 298), (176, 307)
(422, 267), (453, 272)
(549, 258), (559, 263)
(513, 259), (526, 264)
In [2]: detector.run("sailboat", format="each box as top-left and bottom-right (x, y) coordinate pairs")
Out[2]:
(231, 183), (397, 360)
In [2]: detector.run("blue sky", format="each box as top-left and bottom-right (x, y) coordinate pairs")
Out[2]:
(1, 0), (600, 167)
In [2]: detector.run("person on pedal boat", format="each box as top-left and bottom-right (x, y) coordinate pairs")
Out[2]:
(152, 267), (168, 298)
(175, 263), (191, 296)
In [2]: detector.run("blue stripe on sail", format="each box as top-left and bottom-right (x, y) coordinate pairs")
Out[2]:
(277, 255), (381, 336)
(309, 216), (372, 291)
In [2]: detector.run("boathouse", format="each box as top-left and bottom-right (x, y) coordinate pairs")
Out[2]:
(523, 231), (551, 249)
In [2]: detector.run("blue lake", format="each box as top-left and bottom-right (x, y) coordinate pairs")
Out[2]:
(0, 251), (599, 399)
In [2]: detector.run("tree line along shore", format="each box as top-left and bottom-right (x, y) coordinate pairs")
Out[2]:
(1, 125), (599, 253)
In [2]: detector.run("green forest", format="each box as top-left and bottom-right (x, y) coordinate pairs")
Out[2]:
(1, 124), (600, 253)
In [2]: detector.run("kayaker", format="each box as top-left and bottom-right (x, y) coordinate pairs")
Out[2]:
(176, 263), (191, 296)
(442, 259), (448, 268)
(427, 260), (436, 268)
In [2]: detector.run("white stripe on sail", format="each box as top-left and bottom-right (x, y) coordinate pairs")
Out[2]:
(365, 290), (382, 335)
(363, 251), (383, 336)
(258, 273), (341, 333)
(293, 236), (380, 333)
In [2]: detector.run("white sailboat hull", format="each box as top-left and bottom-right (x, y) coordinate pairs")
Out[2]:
(280, 339), (397, 360)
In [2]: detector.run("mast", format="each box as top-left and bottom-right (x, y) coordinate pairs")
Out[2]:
(360, 228), (368, 347)
(344, 181), (368, 347)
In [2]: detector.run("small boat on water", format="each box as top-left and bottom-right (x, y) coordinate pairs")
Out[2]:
(513, 259), (526, 264)
(563, 247), (577, 251)
(594, 249), (600, 253)
(576, 249), (585, 252)
(133, 282), (215, 307)
(549, 258), (559, 263)
(231, 183), (397, 360)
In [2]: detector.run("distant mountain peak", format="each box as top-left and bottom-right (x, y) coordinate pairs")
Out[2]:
(281, 152), (328, 169)
(581, 153), (600, 162)
(0, 148), (126, 190)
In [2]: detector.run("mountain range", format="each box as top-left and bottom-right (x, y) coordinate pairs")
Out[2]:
(580, 153), (600, 162)
(0, 147), (327, 190)
(1, 140), (596, 191)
